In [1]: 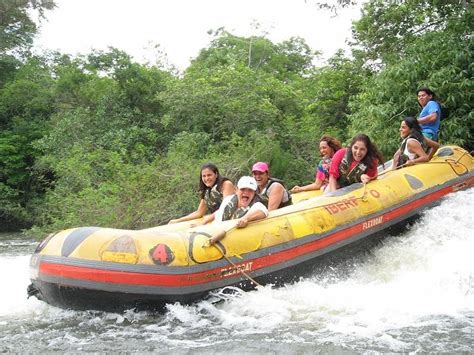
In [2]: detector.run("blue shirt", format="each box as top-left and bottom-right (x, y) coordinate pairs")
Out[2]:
(419, 100), (440, 139)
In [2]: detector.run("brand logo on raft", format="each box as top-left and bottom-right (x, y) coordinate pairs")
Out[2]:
(362, 216), (383, 230)
(220, 261), (253, 278)
(324, 189), (381, 215)
(324, 196), (359, 215)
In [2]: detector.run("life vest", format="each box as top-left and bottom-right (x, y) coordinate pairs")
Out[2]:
(203, 181), (225, 214)
(221, 195), (258, 221)
(337, 151), (369, 188)
(397, 134), (428, 166)
(258, 178), (292, 208)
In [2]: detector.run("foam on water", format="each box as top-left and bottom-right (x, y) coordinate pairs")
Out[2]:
(0, 189), (473, 352)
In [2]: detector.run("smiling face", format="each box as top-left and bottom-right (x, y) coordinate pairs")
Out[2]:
(417, 90), (432, 108)
(351, 140), (368, 162)
(201, 168), (218, 188)
(399, 121), (411, 138)
(237, 188), (256, 207)
(319, 140), (334, 158)
(252, 171), (269, 189)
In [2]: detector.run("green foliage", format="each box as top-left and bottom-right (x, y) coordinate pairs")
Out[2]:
(301, 51), (365, 141)
(191, 31), (316, 80)
(353, 0), (469, 64)
(0, 57), (55, 125)
(349, 0), (473, 156)
(0, 0), (56, 87)
(36, 147), (166, 231)
(1, 1), (472, 234)
(0, 0), (55, 53)
(161, 64), (304, 143)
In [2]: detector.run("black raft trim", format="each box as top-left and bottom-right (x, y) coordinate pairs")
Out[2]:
(61, 227), (101, 257)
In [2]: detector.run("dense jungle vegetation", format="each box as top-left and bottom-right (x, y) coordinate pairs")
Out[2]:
(0, 0), (472, 234)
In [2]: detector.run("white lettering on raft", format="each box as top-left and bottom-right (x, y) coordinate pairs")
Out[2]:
(362, 216), (384, 230)
(220, 262), (253, 278)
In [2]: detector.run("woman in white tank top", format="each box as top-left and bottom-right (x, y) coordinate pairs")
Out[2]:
(392, 117), (439, 169)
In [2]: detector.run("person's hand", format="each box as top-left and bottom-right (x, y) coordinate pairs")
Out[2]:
(360, 174), (371, 184)
(236, 218), (249, 228)
(168, 219), (179, 224)
(290, 186), (301, 193)
(405, 159), (415, 166)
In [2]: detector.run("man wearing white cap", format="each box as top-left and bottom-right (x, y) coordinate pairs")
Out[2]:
(214, 176), (269, 228)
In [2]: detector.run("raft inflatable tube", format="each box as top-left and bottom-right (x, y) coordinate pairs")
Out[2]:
(28, 146), (474, 311)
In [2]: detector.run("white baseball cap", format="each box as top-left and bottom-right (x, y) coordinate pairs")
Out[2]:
(237, 176), (258, 191)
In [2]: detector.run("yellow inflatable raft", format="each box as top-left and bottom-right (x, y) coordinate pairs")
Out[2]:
(28, 146), (473, 311)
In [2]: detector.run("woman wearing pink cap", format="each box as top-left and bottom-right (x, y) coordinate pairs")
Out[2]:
(291, 135), (342, 193)
(169, 163), (234, 225)
(252, 162), (292, 211)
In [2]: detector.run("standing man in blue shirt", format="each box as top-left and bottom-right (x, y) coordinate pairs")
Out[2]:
(417, 87), (441, 141)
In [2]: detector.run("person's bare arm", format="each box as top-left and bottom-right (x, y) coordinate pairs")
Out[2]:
(360, 174), (372, 184)
(424, 137), (440, 160)
(169, 199), (206, 224)
(267, 183), (285, 211)
(392, 149), (401, 169)
(221, 180), (235, 197)
(236, 209), (267, 228)
(328, 175), (338, 192)
(191, 212), (215, 227)
(418, 112), (438, 124)
(291, 177), (323, 193)
(405, 140), (429, 165)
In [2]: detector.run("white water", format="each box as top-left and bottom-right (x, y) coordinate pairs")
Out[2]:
(1, 189), (473, 352)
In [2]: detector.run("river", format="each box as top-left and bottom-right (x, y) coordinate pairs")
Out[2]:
(1, 189), (473, 353)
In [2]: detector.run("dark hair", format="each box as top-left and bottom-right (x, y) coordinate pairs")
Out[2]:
(416, 87), (437, 107)
(402, 116), (424, 142)
(320, 135), (342, 156)
(198, 163), (228, 199)
(346, 133), (384, 169)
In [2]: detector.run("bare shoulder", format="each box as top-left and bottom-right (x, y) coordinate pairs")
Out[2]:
(221, 180), (235, 196)
(269, 181), (285, 193)
(223, 180), (234, 188)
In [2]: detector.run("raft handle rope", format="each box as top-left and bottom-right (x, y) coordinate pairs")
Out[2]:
(376, 148), (470, 178)
(203, 229), (263, 287)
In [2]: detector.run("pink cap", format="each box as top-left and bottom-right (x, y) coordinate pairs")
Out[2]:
(252, 162), (269, 173)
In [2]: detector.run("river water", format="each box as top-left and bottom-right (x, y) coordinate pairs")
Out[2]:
(1, 189), (473, 353)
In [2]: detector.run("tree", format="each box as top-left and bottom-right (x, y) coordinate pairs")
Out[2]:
(0, 0), (56, 85)
(190, 30), (316, 80)
(348, 0), (473, 155)
(353, 0), (471, 64)
(0, 56), (55, 228)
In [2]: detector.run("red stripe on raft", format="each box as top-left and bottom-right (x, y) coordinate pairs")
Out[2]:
(39, 182), (465, 287)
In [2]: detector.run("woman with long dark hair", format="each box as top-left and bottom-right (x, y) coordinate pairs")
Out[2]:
(328, 134), (384, 191)
(291, 135), (342, 192)
(169, 163), (234, 224)
(392, 117), (439, 169)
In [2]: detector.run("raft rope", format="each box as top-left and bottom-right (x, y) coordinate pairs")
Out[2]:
(204, 235), (262, 287)
(377, 148), (470, 178)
